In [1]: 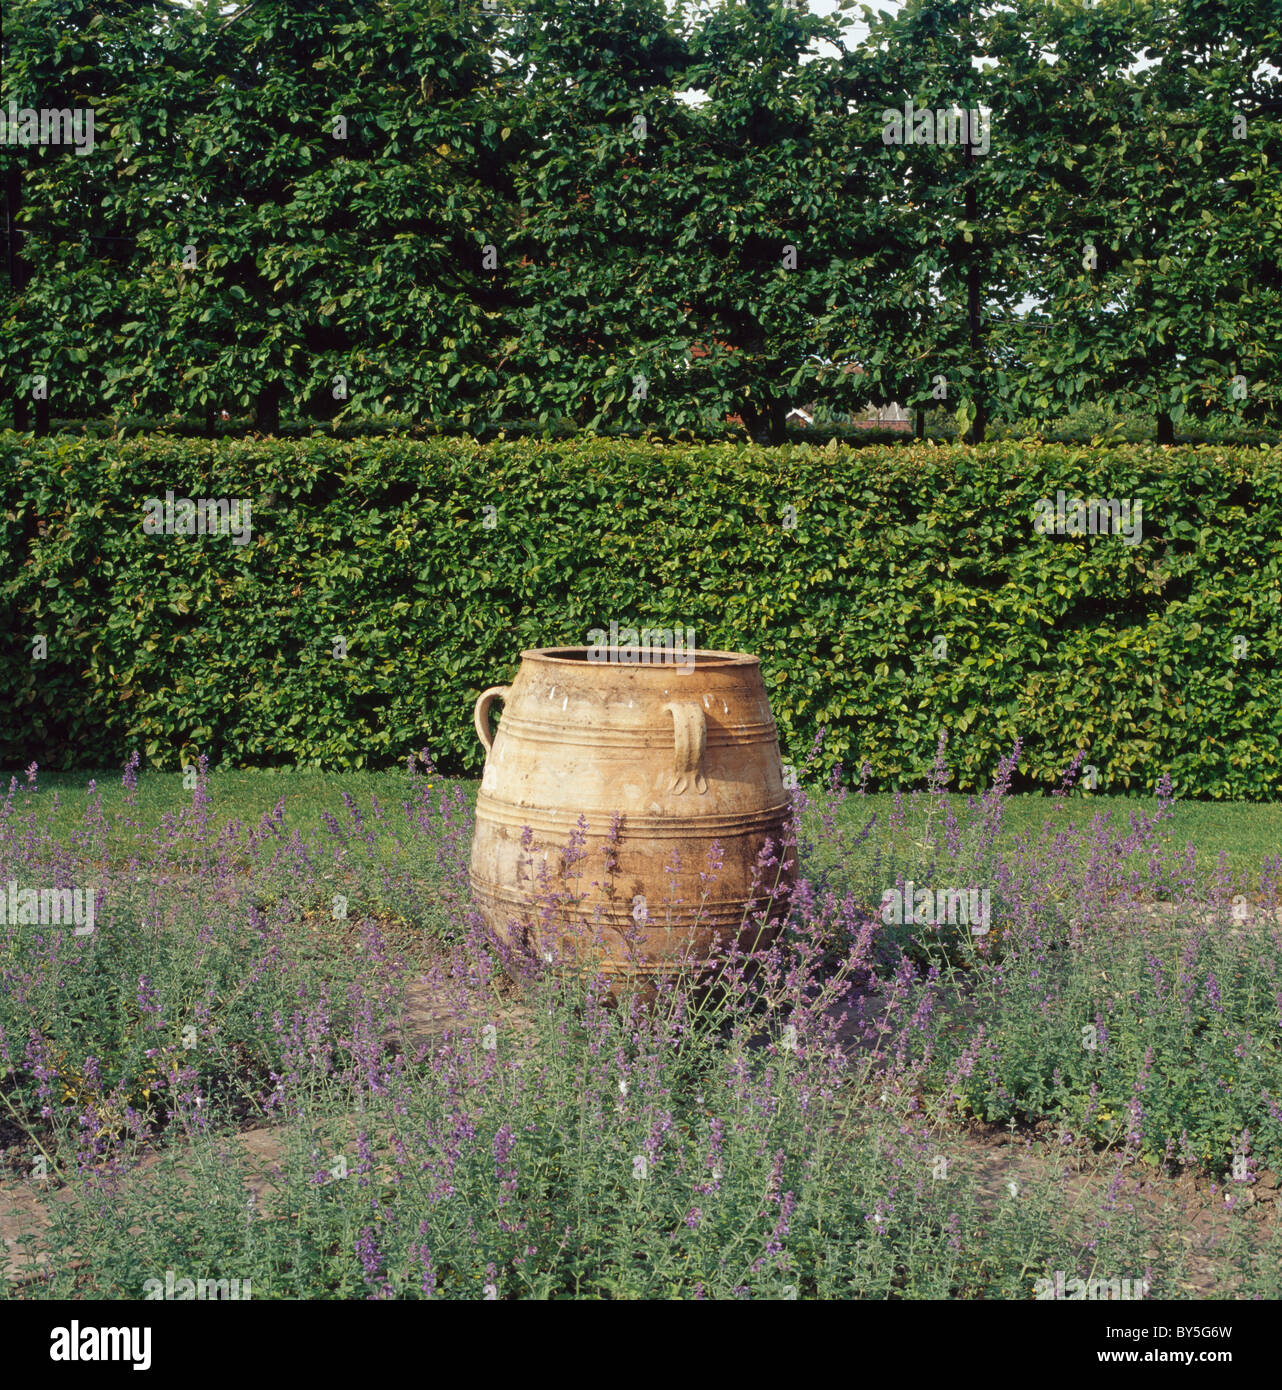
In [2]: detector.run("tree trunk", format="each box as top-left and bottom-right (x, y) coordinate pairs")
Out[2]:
(1156, 410), (1174, 445)
(34, 395), (49, 436)
(964, 399), (988, 445)
(914, 408), (926, 439)
(742, 399), (788, 446)
(765, 398), (788, 446)
(255, 383), (283, 435)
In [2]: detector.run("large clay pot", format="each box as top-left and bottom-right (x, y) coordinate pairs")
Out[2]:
(468, 647), (794, 996)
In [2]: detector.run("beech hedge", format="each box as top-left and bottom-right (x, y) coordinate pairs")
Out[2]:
(2, 434), (1280, 798)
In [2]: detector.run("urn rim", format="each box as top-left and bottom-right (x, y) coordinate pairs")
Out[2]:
(520, 645), (759, 669)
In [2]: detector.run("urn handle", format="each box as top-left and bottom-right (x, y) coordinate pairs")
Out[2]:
(664, 702), (708, 795)
(473, 685), (511, 756)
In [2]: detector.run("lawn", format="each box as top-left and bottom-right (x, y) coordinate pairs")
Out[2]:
(12, 765), (1281, 886)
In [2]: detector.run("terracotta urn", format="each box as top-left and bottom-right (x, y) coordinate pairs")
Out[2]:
(468, 646), (794, 997)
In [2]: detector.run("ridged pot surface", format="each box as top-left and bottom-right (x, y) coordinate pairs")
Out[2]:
(468, 647), (794, 996)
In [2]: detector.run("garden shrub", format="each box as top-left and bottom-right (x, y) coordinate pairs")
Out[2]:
(2, 433), (1279, 797)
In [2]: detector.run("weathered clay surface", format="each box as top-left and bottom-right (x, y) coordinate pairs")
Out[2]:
(469, 647), (794, 995)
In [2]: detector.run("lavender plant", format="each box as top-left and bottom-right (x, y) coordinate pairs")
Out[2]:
(2, 742), (1277, 1299)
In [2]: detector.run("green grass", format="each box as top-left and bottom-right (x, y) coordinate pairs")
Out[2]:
(841, 791), (1282, 886)
(1, 767), (433, 867)
(6, 767), (1280, 885)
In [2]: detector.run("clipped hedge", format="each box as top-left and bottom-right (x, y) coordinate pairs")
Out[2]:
(2, 434), (1280, 798)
